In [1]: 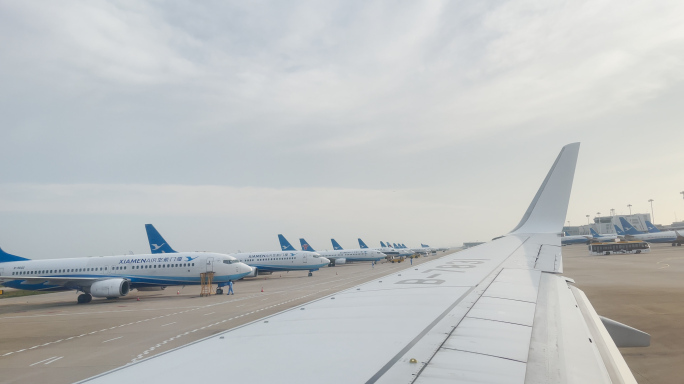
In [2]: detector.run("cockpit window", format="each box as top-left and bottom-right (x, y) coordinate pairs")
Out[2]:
(223, 260), (234, 264)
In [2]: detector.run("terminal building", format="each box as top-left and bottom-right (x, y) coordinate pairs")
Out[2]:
(563, 214), (652, 236)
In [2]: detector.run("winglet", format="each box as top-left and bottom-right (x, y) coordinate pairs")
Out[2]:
(358, 238), (368, 249)
(0, 246), (29, 263)
(299, 238), (316, 252)
(278, 235), (296, 251)
(510, 143), (580, 234)
(331, 239), (343, 250)
(145, 224), (178, 254)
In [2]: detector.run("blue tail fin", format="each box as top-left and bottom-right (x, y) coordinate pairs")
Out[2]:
(564, 231), (571, 236)
(421, 244), (429, 248)
(645, 221), (660, 233)
(619, 217), (643, 235)
(331, 239), (343, 250)
(0, 246), (29, 263)
(589, 228), (599, 237)
(145, 224), (178, 254)
(299, 238), (316, 252)
(393, 243), (398, 248)
(380, 241), (387, 247)
(358, 238), (368, 248)
(278, 234), (296, 251)
(614, 225), (626, 236)
(387, 242), (392, 248)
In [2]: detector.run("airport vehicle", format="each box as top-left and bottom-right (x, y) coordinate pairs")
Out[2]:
(357, 238), (400, 256)
(561, 231), (590, 245)
(618, 217), (683, 246)
(82, 143), (649, 383)
(296, 238), (386, 266)
(590, 228), (618, 242)
(0, 233), (251, 304)
(146, 226), (329, 277)
(589, 241), (650, 255)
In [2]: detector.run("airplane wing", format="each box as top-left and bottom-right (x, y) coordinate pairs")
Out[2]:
(79, 143), (647, 384)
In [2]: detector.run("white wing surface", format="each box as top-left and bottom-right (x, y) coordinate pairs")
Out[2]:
(80, 142), (645, 384)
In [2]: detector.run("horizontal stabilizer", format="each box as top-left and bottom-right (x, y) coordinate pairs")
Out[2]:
(510, 143), (580, 234)
(0, 246), (29, 263)
(600, 316), (650, 347)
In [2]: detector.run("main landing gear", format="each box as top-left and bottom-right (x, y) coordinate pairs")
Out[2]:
(308, 272), (313, 277)
(216, 288), (224, 295)
(77, 293), (92, 304)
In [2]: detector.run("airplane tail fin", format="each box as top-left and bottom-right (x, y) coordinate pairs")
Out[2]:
(299, 238), (316, 252)
(619, 217), (642, 235)
(331, 239), (343, 250)
(510, 143), (580, 234)
(358, 238), (368, 248)
(278, 234), (296, 251)
(380, 241), (386, 247)
(645, 221), (660, 233)
(0, 246), (29, 263)
(421, 244), (429, 248)
(614, 225), (626, 236)
(590, 228), (599, 237)
(145, 224), (178, 254)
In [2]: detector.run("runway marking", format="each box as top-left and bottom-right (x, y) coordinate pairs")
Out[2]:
(656, 257), (684, 269)
(102, 336), (123, 343)
(161, 322), (176, 327)
(44, 356), (63, 365)
(30, 356), (57, 366)
(203, 312), (215, 316)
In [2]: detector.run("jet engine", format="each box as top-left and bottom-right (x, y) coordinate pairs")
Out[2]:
(245, 267), (258, 278)
(89, 279), (130, 298)
(333, 258), (346, 266)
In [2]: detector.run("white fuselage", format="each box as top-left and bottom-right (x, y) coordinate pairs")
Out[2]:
(316, 249), (386, 262)
(0, 252), (252, 291)
(624, 231), (681, 244)
(231, 251), (329, 272)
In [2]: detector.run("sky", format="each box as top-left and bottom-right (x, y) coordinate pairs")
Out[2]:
(1, 0), (683, 259)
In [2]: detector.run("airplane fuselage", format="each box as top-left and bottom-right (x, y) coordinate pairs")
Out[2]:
(0, 252), (251, 291)
(232, 251), (329, 272)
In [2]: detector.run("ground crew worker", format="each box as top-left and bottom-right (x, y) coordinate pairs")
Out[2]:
(227, 280), (234, 295)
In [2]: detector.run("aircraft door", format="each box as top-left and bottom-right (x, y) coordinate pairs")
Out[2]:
(303, 254), (307, 264)
(206, 257), (214, 272)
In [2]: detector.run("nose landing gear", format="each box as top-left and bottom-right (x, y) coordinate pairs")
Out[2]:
(308, 272), (313, 277)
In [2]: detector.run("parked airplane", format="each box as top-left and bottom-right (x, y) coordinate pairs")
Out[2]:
(589, 228), (617, 242)
(297, 238), (386, 266)
(618, 217), (683, 246)
(561, 231), (590, 245)
(0, 228), (252, 304)
(82, 143), (649, 384)
(146, 226), (329, 278)
(614, 224), (626, 237)
(357, 238), (399, 256)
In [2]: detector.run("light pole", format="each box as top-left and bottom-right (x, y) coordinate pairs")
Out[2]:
(648, 199), (655, 224)
(627, 204), (632, 215)
(586, 215), (590, 225)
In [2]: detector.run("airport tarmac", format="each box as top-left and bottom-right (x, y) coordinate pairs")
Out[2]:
(0, 253), (450, 384)
(2, 244), (681, 384)
(563, 242), (684, 384)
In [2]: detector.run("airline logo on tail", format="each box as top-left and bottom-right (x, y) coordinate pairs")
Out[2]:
(278, 234), (297, 251)
(299, 238), (316, 252)
(645, 221), (660, 233)
(618, 217), (643, 235)
(614, 225), (626, 236)
(145, 224), (178, 254)
(151, 243), (165, 251)
(358, 239), (368, 249)
(331, 239), (343, 250)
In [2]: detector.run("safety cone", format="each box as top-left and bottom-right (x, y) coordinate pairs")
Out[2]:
(261, 287), (264, 292)
(137, 297), (140, 301)
(177, 290), (180, 295)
